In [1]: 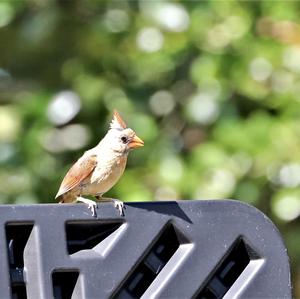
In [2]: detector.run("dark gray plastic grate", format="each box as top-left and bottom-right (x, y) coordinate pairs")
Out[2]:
(52, 270), (79, 299)
(0, 200), (291, 299)
(195, 238), (257, 299)
(65, 220), (123, 254)
(6, 222), (34, 299)
(115, 223), (188, 298)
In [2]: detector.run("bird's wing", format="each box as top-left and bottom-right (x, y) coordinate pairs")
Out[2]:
(55, 153), (98, 199)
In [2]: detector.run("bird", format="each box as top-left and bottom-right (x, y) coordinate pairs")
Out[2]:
(55, 110), (144, 217)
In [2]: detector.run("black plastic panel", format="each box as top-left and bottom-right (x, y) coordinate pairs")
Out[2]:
(0, 200), (291, 299)
(196, 238), (256, 299)
(115, 224), (187, 298)
(65, 221), (123, 254)
(6, 222), (34, 299)
(52, 270), (79, 299)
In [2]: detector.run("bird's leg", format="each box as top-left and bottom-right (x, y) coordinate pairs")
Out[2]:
(76, 196), (98, 217)
(95, 196), (125, 216)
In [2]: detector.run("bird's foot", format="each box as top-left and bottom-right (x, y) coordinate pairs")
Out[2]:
(76, 196), (98, 217)
(96, 196), (125, 216)
(87, 201), (97, 217)
(112, 199), (125, 216)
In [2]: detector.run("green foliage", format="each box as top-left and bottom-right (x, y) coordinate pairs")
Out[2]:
(0, 0), (300, 293)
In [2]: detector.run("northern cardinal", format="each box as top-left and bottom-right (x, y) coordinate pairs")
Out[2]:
(55, 111), (144, 217)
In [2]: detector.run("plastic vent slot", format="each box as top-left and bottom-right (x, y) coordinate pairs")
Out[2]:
(65, 221), (123, 254)
(115, 224), (187, 299)
(196, 238), (259, 299)
(52, 270), (79, 299)
(5, 222), (34, 299)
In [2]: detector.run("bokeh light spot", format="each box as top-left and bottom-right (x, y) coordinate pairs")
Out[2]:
(160, 156), (184, 183)
(104, 9), (129, 33)
(149, 90), (175, 116)
(47, 91), (81, 126)
(40, 124), (91, 153)
(0, 143), (15, 163)
(273, 194), (300, 221)
(186, 93), (220, 125)
(278, 163), (300, 188)
(194, 168), (236, 199)
(155, 3), (189, 32)
(0, 106), (21, 142)
(283, 46), (300, 74)
(136, 27), (164, 53)
(249, 57), (273, 82)
(0, 3), (14, 28)
(155, 186), (178, 201)
(271, 70), (294, 93)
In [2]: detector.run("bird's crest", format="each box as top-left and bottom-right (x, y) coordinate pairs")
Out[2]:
(110, 110), (127, 130)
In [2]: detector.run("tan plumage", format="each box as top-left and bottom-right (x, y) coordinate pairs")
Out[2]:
(55, 111), (144, 216)
(56, 154), (97, 200)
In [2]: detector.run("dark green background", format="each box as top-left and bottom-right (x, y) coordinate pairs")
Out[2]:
(0, 0), (299, 295)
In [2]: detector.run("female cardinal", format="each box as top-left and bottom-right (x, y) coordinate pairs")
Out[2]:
(55, 111), (144, 217)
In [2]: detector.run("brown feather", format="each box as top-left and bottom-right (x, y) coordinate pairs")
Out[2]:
(113, 110), (127, 129)
(55, 154), (97, 199)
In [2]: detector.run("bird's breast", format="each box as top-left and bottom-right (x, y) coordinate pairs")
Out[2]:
(82, 155), (127, 195)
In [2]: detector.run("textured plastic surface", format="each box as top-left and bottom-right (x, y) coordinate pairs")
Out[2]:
(0, 200), (291, 299)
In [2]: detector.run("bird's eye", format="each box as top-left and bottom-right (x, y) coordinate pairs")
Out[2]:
(121, 136), (128, 144)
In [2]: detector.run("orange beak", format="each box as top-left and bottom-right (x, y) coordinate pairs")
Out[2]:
(129, 135), (144, 149)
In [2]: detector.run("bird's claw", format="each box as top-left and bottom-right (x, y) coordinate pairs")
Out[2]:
(113, 199), (125, 216)
(76, 197), (98, 217)
(87, 201), (98, 217)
